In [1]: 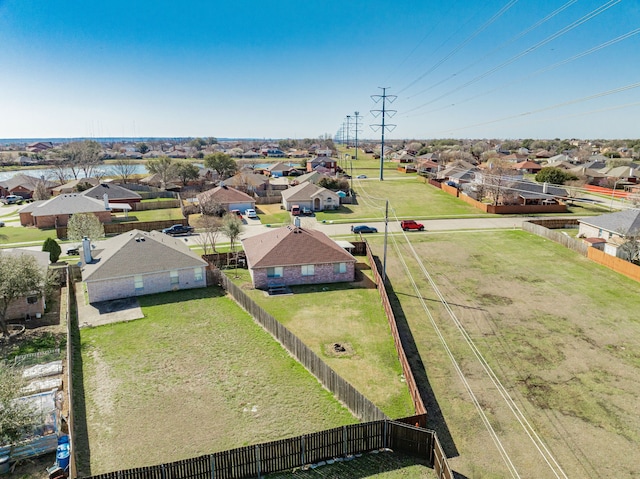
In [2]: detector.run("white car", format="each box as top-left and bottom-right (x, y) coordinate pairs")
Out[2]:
(245, 208), (258, 219)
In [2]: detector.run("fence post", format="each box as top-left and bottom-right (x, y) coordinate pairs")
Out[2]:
(301, 435), (306, 465)
(255, 445), (261, 478)
(210, 454), (215, 479)
(383, 420), (388, 449)
(343, 426), (347, 457)
(161, 464), (166, 479)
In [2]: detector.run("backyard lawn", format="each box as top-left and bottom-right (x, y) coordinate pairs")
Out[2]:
(226, 265), (415, 420)
(112, 207), (184, 222)
(0, 225), (55, 245)
(76, 287), (357, 476)
(373, 230), (640, 479)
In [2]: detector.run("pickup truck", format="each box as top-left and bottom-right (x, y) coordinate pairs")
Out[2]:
(162, 224), (194, 236)
(400, 220), (425, 231)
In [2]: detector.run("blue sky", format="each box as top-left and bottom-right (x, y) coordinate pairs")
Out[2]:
(1, 0), (639, 140)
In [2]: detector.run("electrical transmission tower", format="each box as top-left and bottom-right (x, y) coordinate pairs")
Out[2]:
(370, 87), (397, 181)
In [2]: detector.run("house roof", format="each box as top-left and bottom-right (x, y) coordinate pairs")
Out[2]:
(1, 248), (50, 270)
(0, 174), (54, 191)
(281, 182), (337, 202)
(579, 210), (640, 236)
(516, 181), (567, 199)
(197, 184), (255, 205)
(241, 225), (356, 268)
(295, 171), (330, 184)
(52, 178), (100, 193)
(223, 172), (269, 188)
(513, 160), (542, 170)
(81, 183), (142, 201)
(24, 194), (109, 217)
(83, 229), (207, 282)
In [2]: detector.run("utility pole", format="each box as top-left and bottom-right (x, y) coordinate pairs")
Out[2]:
(370, 87), (397, 181)
(353, 111), (361, 161)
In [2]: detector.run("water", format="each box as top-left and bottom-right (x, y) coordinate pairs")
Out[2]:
(0, 164), (150, 182)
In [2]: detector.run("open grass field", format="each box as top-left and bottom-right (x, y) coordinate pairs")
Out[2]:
(0, 225), (55, 245)
(76, 288), (357, 476)
(315, 178), (488, 223)
(112, 207), (184, 222)
(372, 230), (640, 478)
(227, 265), (415, 420)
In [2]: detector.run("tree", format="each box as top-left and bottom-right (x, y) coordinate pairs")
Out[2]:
(174, 162), (200, 186)
(32, 180), (50, 201)
(0, 253), (47, 337)
(535, 167), (577, 185)
(78, 140), (102, 178)
(189, 138), (206, 151)
(146, 156), (176, 189)
(221, 214), (243, 276)
(197, 215), (223, 255)
(111, 159), (138, 183)
(564, 179), (587, 205)
(42, 238), (61, 263)
(0, 365), (38, 445)
(136, 142), (150, 154)
(204, 152), (237, 179)
(618, 228), (640, 265)
(66, 213), (104, 242)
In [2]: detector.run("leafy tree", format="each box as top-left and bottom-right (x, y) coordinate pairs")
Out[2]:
(0, 365), (38, 444)
(146, 156), (176, 189)
(221, 214), (243, 276)
(0, 253), (47, 337)
(75, 181), (94, 192)
(42, 238), (61, 263)
(204, 153), (237, 179)
(66, 213), (104, 242)
(174, 162), (200, 186)
(318, 177), (349, 191)
(136, 142), (150, 154)
(189, 138), (206, 150)
(535, 167), (577, 185)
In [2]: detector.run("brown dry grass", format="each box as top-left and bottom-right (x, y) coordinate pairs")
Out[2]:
(376, 230), (640, 479)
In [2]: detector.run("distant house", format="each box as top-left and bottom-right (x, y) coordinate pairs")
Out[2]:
(281, 182), (340, 212)
(578, 210), (640, 259)
(306, 157), (337, 174)
(222, 172), (270, 193)
(261, 148), (285, 158)
(81, 183), (142, 206)
(513, 160), (542, 174)
(81, 230), (208, 303)
(196, 184), (256, 213)
(264, 162), (296, 178)
(241, 225), (356, 290)
(1, 249), (49, 321)
(19, 194), (124, 228)
(26, 142), (54, 153)
(52, 178), (101, 196)
(391, 152), (415, 163)
(0, 174), (56, 199)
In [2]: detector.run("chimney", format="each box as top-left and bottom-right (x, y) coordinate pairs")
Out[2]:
(543, 182), (548, 194)
(103, 193), (110, 210)
(82, 236), (92, 264)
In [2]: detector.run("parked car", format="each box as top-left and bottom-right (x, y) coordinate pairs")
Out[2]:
(301, 206), (313, 216)
(351, 225), (378, 234)
(229, 209), (243, 219)
(162, 224), (194, 236)
(66, 245), (80, 256)
(245, 208), (258, 219)
(0, 221), (4, 227)
(2, 194), (23, 205)
(291, 205), (301, 216)
(400, 220), (425, 231)
(356, 175), (367, 179)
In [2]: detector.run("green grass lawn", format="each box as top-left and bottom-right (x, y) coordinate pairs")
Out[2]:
(77, 287), (356, 476)
(374, 230), (640, 478)
(226, 267), (415, 419)
(315, 178), (488, 223)
(0, 225), (56, 246)
(112, 207), (184, 222)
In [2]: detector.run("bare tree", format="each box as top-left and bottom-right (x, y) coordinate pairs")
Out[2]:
(482, 160), (516, 206)
(78, 140), (102, 178)
(221, 214), (243, 276)
(111, 159), (138, 183)
(618, 228), (640, 265)
(197, 215), (223, 255)
(564, 179), (587, 205)
(199, 196), (224, 216)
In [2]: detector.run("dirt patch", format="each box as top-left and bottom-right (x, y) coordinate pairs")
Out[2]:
(324, 342), (356, 358)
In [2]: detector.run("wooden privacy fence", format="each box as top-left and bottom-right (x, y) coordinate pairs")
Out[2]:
(522, 220), (588, 256)
(364, 242), (426, 416)
(131, 199), (180, 211)
(57, 219), (189, 238)
(218, 274), (386, 423)
(82, 419), (452, 479)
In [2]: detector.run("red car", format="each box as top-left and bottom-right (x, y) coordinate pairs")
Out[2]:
(400, 220), (424, 231)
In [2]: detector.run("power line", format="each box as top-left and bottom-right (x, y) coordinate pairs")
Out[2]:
(370, 87), (397, 181)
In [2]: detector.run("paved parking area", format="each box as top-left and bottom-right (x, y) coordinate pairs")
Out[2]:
(75, 284), (144, 328)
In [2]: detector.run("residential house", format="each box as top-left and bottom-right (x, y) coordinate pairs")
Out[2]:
(81, 183), (142, 206)
(578, 210), (640, 259)
(261, 148), (285, 158)
(19, 194), (122, 228)
(513, 160), (542, 174)
(1, 249), (49, 321)
(81, 230), (208, 303)
(223, 172), (270, 193)
(264, 162), (296, 178)
(391, 152), (416, 163)
(306, 157), (338, 174)
(0, 174), (56, 199)
(416, 158), (440, 175)
(294, 171), (331, 185)
(52, 178), (101, 196)
(26, 142), (54, 153)
(241, 225), (356, 290)
(281, 182), (340, 212)
(196, 184), (256, 213)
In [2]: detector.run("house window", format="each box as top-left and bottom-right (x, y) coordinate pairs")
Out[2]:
(134, 275), (144, 292)
(333, 262), (346, 274)
(301, 264), (315, 276)
(170, 270), (179, 285)
(194, 267), (203, 282)
(267, 267), (283, 278)
(26, 296), (38, 304)
(608, 232), (612, 239)
(598, 229), (603, 237)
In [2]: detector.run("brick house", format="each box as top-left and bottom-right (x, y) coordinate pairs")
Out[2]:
(81, 182), (142, 206)
(579, 210), (640, 259)
(241, 225), (356, 290)
(281, 182), (340, 212)
(19, 194), (120, 228)
(0, 174), (56, 199)
(1, 249), (48, 321)
(82, 230), (208, 303)
(196, 184), (256, 213)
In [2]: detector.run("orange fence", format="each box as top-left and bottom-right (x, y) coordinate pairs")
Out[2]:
(588, 247), (640, 282)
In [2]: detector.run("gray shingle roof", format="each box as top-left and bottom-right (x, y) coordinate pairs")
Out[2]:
(28, 194), (108, 216)
(83, 230), (207, 282)
(81, 183), (142, 201)
(579, 209), (640, 236)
